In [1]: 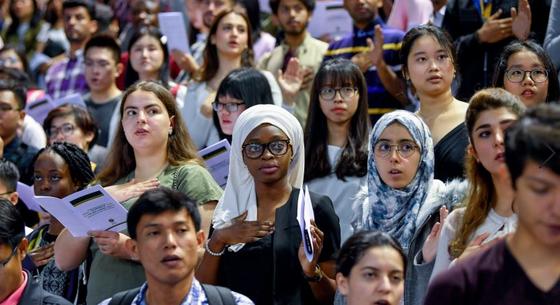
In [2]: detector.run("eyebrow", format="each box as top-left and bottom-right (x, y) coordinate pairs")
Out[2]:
(124, 103), (161, 110)
(474, 119), (516, 132)
(142, 221), (189, 229)
(377, 138), (415, 143)
(507, 64), (545, 69)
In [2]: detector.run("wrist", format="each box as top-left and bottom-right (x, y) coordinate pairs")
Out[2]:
(303, 264), (323, 282)
(205, 239), (226, 256)
(475, 29), (484, 43)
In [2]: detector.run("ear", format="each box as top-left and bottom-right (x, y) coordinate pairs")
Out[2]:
(467, 143), (479, 162)
(89, 20), (99, 35)
(196, 230), (205, 248)
(18, 110), (26, 124)
(18, 238), (29, 259)
(335, 273), (349, 295)
(115, 63), (124, 78)
(125, 238), (140, 261)
(9, 192), (19, 205)
(84, 131), (95, 147)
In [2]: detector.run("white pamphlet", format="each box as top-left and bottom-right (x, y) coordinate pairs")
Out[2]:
(35, 185), (128, 237)
(297, 186), (315, 262)
(16, 182), (42, 212)
(199, 139), (231, 188)
(308, 0), (352, 41)
(25, 95), (54, 125)
(158, 12), (190, 54)
(52, 93), (87, 108)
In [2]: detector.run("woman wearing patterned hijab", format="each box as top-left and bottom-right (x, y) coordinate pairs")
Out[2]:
(353, 110), (464, 305)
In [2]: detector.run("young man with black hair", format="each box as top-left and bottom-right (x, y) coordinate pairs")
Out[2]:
(101, 188), (253, 305)
(45, 0), (98, 99)
(424, 103), (560, 304)
(0, 199), (72, 305)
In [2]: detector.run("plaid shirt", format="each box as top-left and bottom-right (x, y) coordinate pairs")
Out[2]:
(45, 49), (89, 99)
(130, 279), (254, 305)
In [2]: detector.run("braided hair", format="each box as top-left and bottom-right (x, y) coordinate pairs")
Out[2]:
(32, 142), (94, 190)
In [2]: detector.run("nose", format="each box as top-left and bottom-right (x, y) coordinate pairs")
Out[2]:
(428, 58), (439, 71)
(376, 275), (392, 294)
(141, 47), (149, 58)
(36, 179), (52, 194)
(494, 129), (504, 147)
(521, 71), (535, 86)
(163, 231), (178, 249)
(388, 147), (401, 163)
(136, 110), (147, 123)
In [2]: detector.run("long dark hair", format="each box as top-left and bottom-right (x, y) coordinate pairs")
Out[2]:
(304, 58), (369, 182)
(213, 68), (274, 142)
(196, 10), (254, 82)
(6, 0), (43, 40)
(492, 40), (560, 104)
(125, 26), (171, 88)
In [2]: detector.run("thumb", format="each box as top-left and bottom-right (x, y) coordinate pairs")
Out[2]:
(277, 69), (284, 79)
(233, 210), (248, 222)
(366, 37), (374, 50)
(430, 222), (441, 238)
(511, 7), (517, 18)
(471, 232), (491, 246)
(489, 8), (502, 20)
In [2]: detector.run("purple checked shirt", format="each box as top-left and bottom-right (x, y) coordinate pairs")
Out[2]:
(45, 49), (89, 99)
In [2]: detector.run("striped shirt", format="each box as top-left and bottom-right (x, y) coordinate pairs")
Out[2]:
(45, 49), (89, 100)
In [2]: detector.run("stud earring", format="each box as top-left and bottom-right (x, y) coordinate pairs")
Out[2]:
(168, 128), (173, 136)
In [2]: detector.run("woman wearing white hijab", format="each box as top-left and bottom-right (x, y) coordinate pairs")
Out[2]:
(197, 105), (341, 305)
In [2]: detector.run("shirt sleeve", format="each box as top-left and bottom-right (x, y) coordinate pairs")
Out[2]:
(174, 164), (223, 205)
(430, 208), (462, 282)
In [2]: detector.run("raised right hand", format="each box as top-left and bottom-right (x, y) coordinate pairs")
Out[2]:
(210, 211), (274, 250)
(476, 9), (513, 44)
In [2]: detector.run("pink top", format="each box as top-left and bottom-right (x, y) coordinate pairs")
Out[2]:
(387, 0), (433, 31)
(0, 271), (27, 305)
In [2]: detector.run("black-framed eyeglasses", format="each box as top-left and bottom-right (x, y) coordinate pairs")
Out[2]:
(48, 123), (76, 137)
(0, 103), (20, 113)
(505, 68), (548, 83)
(242, 139), (291, 159)
(0, 243), (19, 268)
(374, 140), (419, 158)
(212, 102), (245, 113)
(319, 87), (358, 101)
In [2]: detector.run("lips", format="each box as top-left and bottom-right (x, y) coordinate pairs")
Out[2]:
(161, 255), (182, 267)
(389, 169), (402, 175)
(135, 128), (149, 135)
(427, 75), (443, 82)
(332, 107), (346, 113)
(374, 300), (390, 305)
(260, 164), (279, 174)
(521, 89), (535, 97)
(495, 152), (505, 161)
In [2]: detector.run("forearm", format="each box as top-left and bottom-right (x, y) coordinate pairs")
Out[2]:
(54, 229), (90, 271)
(199, 201), (217, 239)
(195, 238), (224, 284)
(376, 60), (408, 106)
(308, 261), (337, 305)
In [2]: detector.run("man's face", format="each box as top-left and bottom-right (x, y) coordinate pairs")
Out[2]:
(513, 160), (560, 247)
(131, 0), (159, 27)
(343, 0), (381, 26)
(276, 0), (311, 36)
(63, 6), (98, 43)
(201, 0), (233, 29)
(0, 240), (27, 302)
(128, 209), (204, 286)
(85, 47), (121, 93)
(0, 91), (24, 143)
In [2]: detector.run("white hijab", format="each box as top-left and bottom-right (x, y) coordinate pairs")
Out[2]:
(212, 105), (304, 248)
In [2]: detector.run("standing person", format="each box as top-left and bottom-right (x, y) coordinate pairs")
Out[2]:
(83, 34), (123, 149)
(430, 88), (525, 281)
(387, 0), (432, 31)
(400, 25), (468, 182)
(424, 103), (560, 305)
(324, 0), (407, 124)
(258, 0), (327, 126)
(54, 81), (223, 305)
(235, 0), (276, 62)
(442, 0), (532, 101)
(0, 199), (72, 305)
(100, 188), (254, 305)
(336, 231), (406, 305)
(304, 58), (369, 243)
(492, 40), (560, 107)
(197, 104), (341, 305)
(544, 0), (560, 78)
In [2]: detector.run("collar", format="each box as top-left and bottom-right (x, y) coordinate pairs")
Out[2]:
(280, 32), (312, 55)
(3, 136), (22, 153)
(68, 48), (84, 60)
(0, 271), (27, 305)
(353, 17), (385, 38)
(133, 278), (204, 305)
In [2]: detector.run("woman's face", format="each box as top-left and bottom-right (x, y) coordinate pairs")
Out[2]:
(503, 50), (549, 107)
(122, 90), (174, 152)
(373, 123), (421, 189)
(0, 50), (25, 71)
(337, 246), (405, 305)
(12, 0), (34, 21)
(130, 35), (165, 79)
(33, 151), (77, 198)
(470, 107), (518, 176)
(318, 79), (360, 126)
(211, 13), (249, 58)
(48, 115), (94, 152)
(406, 35), (455, 98)
(242, 124), (293, 185)
(216, 95), (246, 135)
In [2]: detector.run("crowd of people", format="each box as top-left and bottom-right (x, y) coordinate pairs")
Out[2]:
(0, 0), (558, 304)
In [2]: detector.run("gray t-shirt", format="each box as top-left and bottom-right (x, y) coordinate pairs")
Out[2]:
(85, 94), (122, 147)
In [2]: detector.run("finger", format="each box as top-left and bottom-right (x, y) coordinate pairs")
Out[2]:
(233, 210), (249, 222)
(366, 38), (374, 50)
(471, 232), (491, 246)
(510, 7), (517, 19)
(374, 25), (384, 43)
(488, 8), (502, 20)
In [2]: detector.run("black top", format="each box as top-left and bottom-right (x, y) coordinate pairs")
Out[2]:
(424, 240), (560, 305)
(215, 188), (341, 305)
(85, 94), (121, 147)
(19, 270), (73, 305)
(433, 123), (468, 182)
(4, 135), (39, 184)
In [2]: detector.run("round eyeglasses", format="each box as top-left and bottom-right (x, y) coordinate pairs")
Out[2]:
(242, 139), (291, 159)
(48, 123), (76, 138)
(319, 87), (358, 101)
(505, 68), (548, 83)
(374, 140), (419, 159)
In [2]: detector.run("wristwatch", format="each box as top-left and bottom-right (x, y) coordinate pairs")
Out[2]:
(303, 264), (323, 282)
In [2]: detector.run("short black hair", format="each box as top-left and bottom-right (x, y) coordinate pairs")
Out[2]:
(336, 231), (407, 277)
(0, 79), (27, 109)
(0, 159), (19, 193)
(269, 0), (315, 14)
(85, 34), (121, 68)
(505, 103), (560, 186)
(0, 199), (25, 250)
(62, 0), (95, 19)
(127, 188), (201, 240)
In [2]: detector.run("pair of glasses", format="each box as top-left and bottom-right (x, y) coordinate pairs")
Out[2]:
(0, 57), (19, 67)
(242, 139), (291, 159)
(0, 243), (19, 268)
(48, 123), (76, 137)
(212, 102), (244, 113)
(505, 68), (548, 83)
(374, 140), (419, 158)
(319, 87), (358, 101)
(0, 103), (20, 113)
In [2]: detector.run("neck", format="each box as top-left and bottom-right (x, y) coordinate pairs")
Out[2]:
(134, 149), (168, 181)
(354, 21), (370, 30)
(507, 229), (560, 277)
(210, 54), (241, 89)
(138, 71), (160, 82)
(255, 179), (292, 208)
(491, 172), (515, 217)
(417, 90), (455, 118)
(90, 86), (121, 103)
(145, 275), (193, 305)
(326, 120), (350, 147)
(69, 41), (86, 56)
(2, 133), (16, 147)
(284, 31), (307, 50)
(47, 219), (65, 236)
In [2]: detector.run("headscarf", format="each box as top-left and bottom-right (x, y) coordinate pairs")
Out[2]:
(212, 105), (304, 250)
(362, 110), (434, 252)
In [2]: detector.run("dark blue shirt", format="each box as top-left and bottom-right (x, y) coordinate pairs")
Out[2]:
(4, 135), (38, 184)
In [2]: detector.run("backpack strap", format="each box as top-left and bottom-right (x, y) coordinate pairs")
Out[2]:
(202, 284), (236, 305)
(108, 287), (141, 305)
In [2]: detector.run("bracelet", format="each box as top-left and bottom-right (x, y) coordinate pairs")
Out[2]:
(303, 264), (323, 282)
(205, 239), (225, 256)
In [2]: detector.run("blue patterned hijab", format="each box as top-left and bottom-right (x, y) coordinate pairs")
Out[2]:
(363, 110), (434, 252)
